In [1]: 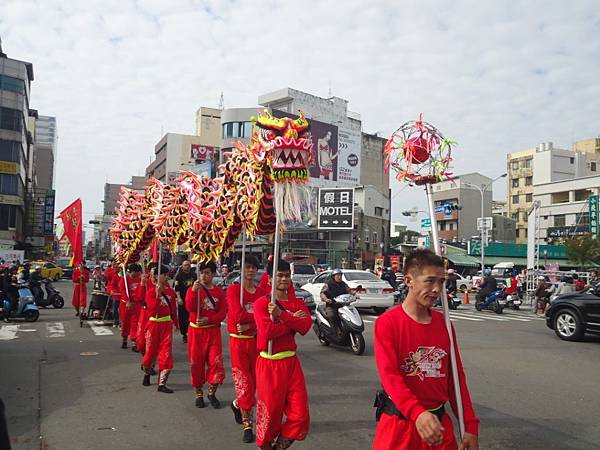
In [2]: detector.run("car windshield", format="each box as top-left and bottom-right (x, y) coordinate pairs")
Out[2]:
(344, 271), (382, 281)
(293, 265), (315, 275)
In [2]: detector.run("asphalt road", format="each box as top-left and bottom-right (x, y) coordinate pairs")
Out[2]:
(1, 282), (599, 450)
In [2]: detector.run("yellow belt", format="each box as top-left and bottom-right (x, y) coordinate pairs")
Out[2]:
(229, 333), (256, 339)
(259, 351), (296, 360)
(149, 315), (171, 322)
(189, 322), (216, 329)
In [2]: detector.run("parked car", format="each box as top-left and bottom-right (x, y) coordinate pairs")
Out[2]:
(28, 261), (64, 281)
(545, 291), (600, 341)
(455, 274), (475, 292)
(290, 263), (318, 287)
(301, 269), (395, 314)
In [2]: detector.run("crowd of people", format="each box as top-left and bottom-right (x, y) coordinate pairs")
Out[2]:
(65, 249), (479, 449)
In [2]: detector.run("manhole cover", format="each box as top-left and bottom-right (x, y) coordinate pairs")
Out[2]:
(80, 352), (99, 356)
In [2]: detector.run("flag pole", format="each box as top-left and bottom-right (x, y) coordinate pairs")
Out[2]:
(239, 229), (246, 307)
(425, 183), (465, 438)
(267, 216), (281, 355)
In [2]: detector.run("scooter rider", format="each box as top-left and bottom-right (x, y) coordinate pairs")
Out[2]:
(445, 269), (457, 294)
(320, 269), (349, 335)
(30, 266), (44, 304)
(475, 269), (497, 305)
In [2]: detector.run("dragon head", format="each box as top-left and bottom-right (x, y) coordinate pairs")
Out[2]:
(253, 110), (313, 183)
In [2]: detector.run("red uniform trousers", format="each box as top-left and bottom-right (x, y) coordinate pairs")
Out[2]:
(142, 320), (173, 372)
(119, 301), (141, 341)
(187, 324), (225, 387)
(373, 412), (457, 450)
(229, 335), (257, 410)
(72, 283), (87, 309)
(136, 308), (148, 353)
(255, 355), (309, 447)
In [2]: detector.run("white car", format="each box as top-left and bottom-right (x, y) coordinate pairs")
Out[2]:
(455, 274), (475, 292)
(301, 270), (395, 313)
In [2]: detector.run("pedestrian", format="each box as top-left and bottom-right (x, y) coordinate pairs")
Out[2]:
(173, 259), (195, 344)
(72, 262), (90, 317)
(227, 255), (267, 443)
(109, 264), (123, 327)
(118, 264), (145, 351)
(104, 261), (120, 327)
(142, 264), (178, 393)
(535, 276), (550, 316)
(372, 248), (479, 450)
(572, 274), (585, 292)
(185, 260), (227, 409)
(583, 269), (600, 292)
(254, 259), (312, 450)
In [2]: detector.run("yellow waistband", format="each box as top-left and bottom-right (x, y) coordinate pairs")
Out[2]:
(149, 315), (171, 322)
(189, 322), (216, 329)
(229, 333), (256, 339)
(259, 351), (296, 360)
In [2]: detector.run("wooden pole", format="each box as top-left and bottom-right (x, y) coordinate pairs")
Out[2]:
(267, 216), (281, 355)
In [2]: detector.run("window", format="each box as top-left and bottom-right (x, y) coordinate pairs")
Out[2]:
(525, 176), (532, 186)
(591, 162), (597, 172)
(526, 193), (533, 202)
(511, 213), (519, 221)
(516, 229), (521, 239)
(45, 263), (56, 269)
(574, 189), (590, 202)
(522, 159), (532, 168)
(372, 232), (378, 244)
(551, 192), (569, 204)
(222, 122), (234, 138)
(0, 139), (20, 163)
(512, 195), (519, 204)
(242, 121), (253, 138)
(576, 213), (589, 226)
(554, 215), (566, 227)
(512, 178), (519, 188)
(374, 207), (383, 217)
(570, 157), (574, 164)
(0, 107), (23, 132)
(0, 174), (19, 195)
(522, 212), (528, 222)
(0, 74), (25, 95)
(0, 204), (17, 230)
(511, 161), (519, 170)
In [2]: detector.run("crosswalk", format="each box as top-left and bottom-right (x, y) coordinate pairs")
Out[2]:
(0, 320), (118, 341)
(362, 307), (544, 324)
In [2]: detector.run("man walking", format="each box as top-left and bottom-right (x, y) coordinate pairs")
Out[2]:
(72, 262), (90, 317)
(174, 259), (195, 344)
(118, 264), (144, 351)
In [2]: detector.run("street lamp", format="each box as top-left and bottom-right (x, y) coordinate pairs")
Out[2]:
(465, 173), (507, 273)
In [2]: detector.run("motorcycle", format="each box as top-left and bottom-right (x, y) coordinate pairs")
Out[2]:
(313, 293), (366, 355)
(393, 282), (408, 304)
(434, 291), (461, 310)
(35, 279), (65, 309)
(475, 289), (506, 314)
(1, 286), (40, 322)
(505, 292), (522, 310)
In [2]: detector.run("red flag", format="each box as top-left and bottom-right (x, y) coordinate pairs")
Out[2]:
(58, 198), (83, 267)
(151, 239), (159, 263)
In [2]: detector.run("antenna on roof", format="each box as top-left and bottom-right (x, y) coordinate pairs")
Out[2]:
(219, 92), (224, 110)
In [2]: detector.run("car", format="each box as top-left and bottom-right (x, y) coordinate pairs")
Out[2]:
(290, 263), (318, 287)
(455, 274), (475, 292)
(28, 261), (64, 281)
(301, 269), (395, 314)
(545, 291), (600, 341)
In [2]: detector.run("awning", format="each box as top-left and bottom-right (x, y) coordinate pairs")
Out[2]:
(446, 254), (480, 267)
(482, 256), (600, 269)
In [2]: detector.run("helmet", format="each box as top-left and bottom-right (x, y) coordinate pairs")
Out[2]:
(484, 269), (492, 276)
(35, 265), (41, 270)
(447, 269), (455, 274)
(332, 268), (343, 276)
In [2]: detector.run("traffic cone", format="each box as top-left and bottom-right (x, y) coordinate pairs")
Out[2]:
(463, 291), (470, 305)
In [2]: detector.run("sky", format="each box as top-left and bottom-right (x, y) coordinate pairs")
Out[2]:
(1, 0), (599, 233)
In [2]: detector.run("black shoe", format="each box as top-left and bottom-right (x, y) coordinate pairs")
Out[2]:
(131, 345), (139, 353)
(142, 375), (151, 386)
(231, 401), (243, 424)
(75, 312), (79, 317)
(207, 393), (221, 409)
(158, 385), (174, 394)
(121, 341), (127, 349)
(195, 396), (205, 408)
(149, 367), (157, 376)
(242, 427), (254, 443)
(182, 335), (187, 344)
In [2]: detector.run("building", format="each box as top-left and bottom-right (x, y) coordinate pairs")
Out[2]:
(431, 173), (493, 243)
(390, 222), (408, 238)
(0, 42), (34, 250)
(572, 137), (600, 174)
(491, 215), (516, 243)
(492, 200), (508, 217)
(507, 141), (595, 243)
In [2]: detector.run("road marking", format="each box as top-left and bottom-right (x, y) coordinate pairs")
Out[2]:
(46, 322), (65, 338)
(363, 319), (374, 323)
(0, 324), (19, 340)
(90, 324), (114, 336)
(447, 313), (485, 322)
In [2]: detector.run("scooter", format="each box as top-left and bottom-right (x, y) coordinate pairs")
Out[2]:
(393, 283), (408, 304)
(435, 291), (461, 310)
(1, 286), (40, 322)
(505, 293), (522, 310)
(35, 279), (65, 309)
(313, 293), (366, 355)
(475, 289), (506, 314)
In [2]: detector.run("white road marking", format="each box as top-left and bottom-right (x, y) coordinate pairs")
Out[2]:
(363, 319), (374, 323)
(453, 312), (510, 321)
(90, 324), (114, 336)
(46, 322), (65, 338)
(447, 313), (485, 322)
(0, 324), (19, 340)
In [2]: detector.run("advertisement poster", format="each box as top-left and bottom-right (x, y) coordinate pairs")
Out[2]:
(191, 144), (216, 161)
(337, 128), (361, 186)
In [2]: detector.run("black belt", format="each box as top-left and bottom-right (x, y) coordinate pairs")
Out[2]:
(374, 390), (445, 422)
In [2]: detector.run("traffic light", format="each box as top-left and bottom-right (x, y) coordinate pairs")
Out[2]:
(450, 204), (463, 211)
(401, 211), (412, 216)
(89, 220), (100, 224)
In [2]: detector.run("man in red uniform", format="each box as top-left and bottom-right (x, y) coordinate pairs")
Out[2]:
(227, 255), (266, 443)
(136, 262), (157, 355)
(118, 263), (144, 351)
(254, 259), (311, 450)
(185, 260), (227, 409)
(142, 265), (178, 393)
(72, 262), (90, 316)
(373, 249), (479, 450)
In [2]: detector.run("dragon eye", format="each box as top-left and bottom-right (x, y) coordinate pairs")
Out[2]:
(263, 129), (276, 140)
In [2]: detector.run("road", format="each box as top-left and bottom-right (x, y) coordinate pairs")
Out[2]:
(1, 281), (599, 449)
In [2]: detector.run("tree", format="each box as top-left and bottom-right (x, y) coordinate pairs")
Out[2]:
(564, 235), (600, 269)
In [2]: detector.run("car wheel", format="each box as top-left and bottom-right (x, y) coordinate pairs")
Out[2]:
(373, 307), (387, 315)
(554, 309), (584, 341)
(350, 332), (365, 355)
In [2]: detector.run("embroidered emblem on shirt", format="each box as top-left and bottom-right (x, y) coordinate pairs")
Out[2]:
(401, 346), (447, 381)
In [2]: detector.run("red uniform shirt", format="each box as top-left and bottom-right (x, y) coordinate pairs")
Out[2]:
(110, 273), (122, 299)
(374, 306), (479, 434)
(104, 266), (116, 293)
(119, 275), (145, 303)
(72, 267), (90, 284)
(185, 284), (227, 325)
(145, 281), (177, 319)
(226, 283), (267, 336)
(254, 293), (311, 354)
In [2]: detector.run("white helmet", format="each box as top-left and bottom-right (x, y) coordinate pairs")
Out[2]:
(447, 269), (455, 274)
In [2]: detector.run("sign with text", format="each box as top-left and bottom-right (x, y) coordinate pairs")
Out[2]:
(337, 128), (361, 186)
(317, 188), (354, 230)
(43, 190), (55, 235)
(191, 144), (217, 161)
(0, 161), (17, 174)
(421, 218), (431, 230)
(589, 194), (599, 238)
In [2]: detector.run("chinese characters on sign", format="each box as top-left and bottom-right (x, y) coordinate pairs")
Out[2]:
(589, 194), (599, 238)
(317, 188), (354, 230)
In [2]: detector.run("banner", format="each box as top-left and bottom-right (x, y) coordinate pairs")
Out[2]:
(191, 144), (216, 161)
(337, 128), (361, 185)
(58, 198), (83, 266)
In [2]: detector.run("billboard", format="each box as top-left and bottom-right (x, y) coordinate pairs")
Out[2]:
(337, 128), (361, 185)
(317, 188), (354, 230)
(44, 190), (55, 235)
(191, 144), (217, 162)
(191, 161), (212, 178)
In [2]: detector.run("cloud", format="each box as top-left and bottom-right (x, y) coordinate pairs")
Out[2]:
(0, 0), (598, 231)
